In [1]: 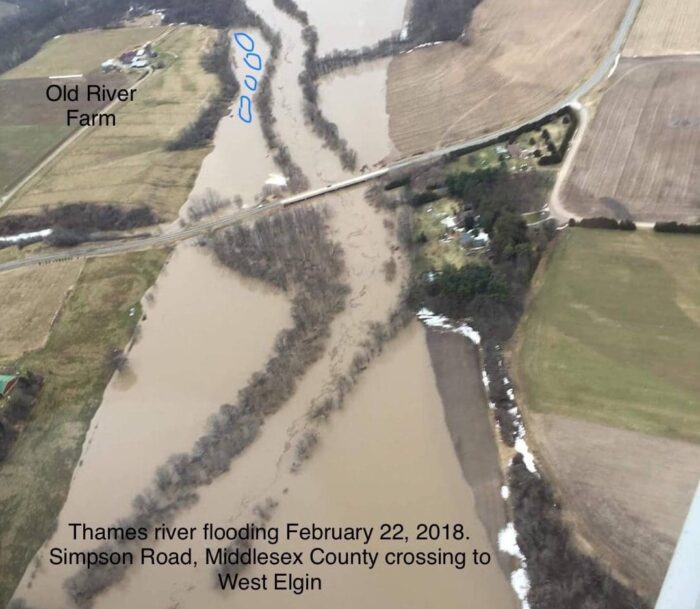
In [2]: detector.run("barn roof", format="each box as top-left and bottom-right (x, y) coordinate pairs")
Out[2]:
(0, 374), (18, 396)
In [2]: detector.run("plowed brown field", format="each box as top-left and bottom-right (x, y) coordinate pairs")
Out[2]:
(624, 0), (700, 56)
(530, 413), (700, 602)
(387, 0), (628, 155)
(563, 57), (700, 222)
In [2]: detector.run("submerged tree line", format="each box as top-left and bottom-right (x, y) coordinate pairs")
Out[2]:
(271, 0), (358, 172)
(42, 207), (350, 606)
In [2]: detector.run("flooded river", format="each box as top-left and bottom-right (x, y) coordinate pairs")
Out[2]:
(13, 1), (514, 608)
(319, 59), (400, 167)
(16, 245), (291, 607)
(180, 29), (275, 218)
(297, 0), (407, 55)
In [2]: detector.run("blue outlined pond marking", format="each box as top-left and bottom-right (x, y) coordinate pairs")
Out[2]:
(233, 32), (263, 124)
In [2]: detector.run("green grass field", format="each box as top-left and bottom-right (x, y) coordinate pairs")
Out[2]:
(0, 249), (168, 607)
(518, 229), (700, 443)
(1, 26), (167, 80)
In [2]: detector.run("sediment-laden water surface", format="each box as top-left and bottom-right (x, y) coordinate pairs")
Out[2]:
(180, 28), (276, 217)
(15, 245), (291, 607)
(319, 59), (399, 167)
(219, 322), (516, 609)
(297, 0), (407, 54)
(12, 2), (514, 607)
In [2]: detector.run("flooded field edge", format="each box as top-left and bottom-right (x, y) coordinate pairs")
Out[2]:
(424, 328), (511, 575)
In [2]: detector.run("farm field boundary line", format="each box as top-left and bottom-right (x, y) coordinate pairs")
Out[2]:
(0, 0), (643, 274)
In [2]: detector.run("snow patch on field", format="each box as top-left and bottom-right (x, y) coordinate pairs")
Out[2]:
(404, 40), (445, 54)
(440, 215), (457, 228)
(481, 370), (490, 389)
(514, 436), (537, 474)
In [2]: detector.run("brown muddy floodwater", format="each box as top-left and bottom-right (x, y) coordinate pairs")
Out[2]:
(296, 0), (408, 54)
(50, 192), (514, 609)
(250, 0), (405, 185)
(15, 245), (291, 607)
(13, 1), (514, 607)
(180, 28), (276, 219)
(319, 58), (399, 168)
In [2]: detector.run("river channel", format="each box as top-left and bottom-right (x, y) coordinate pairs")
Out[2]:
(13, 2), (514, 607)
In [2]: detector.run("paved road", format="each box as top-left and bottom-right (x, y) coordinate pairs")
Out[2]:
(0, 0), (642, 274)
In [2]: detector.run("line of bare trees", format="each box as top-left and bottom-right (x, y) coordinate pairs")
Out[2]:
(186, 189), (239, 222)
(312, 37), (410, 78)
(298, 25), (358, 171)
(0, 203), (158, 237)
(271, 0), (358, 171)
(63, 207), (349, 606)
(167, 30), (239, 150)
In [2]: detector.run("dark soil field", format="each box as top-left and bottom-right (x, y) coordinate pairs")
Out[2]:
(563, 56), (700, 222)
(0, 72), (129, 195)
(530, 413), (700, 602)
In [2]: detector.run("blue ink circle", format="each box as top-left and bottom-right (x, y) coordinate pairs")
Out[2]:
(244, 75), (258, 92)
(234, 32), (255, 52)
(238, 95), (253, 124)
(244, 52), (263, 71)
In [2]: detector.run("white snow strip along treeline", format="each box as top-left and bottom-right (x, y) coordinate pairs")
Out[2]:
(417, 308), (534, 608)
(416, 308), (481, 345)
(0, 228), (52, 244)
(440, 215), (457, 229)
(404, 40), (445, 54)
(498, 523), (532, 609)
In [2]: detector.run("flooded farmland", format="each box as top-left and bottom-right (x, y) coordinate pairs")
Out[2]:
(319, 59), (399, 167)
(11, 1), (514, 608)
